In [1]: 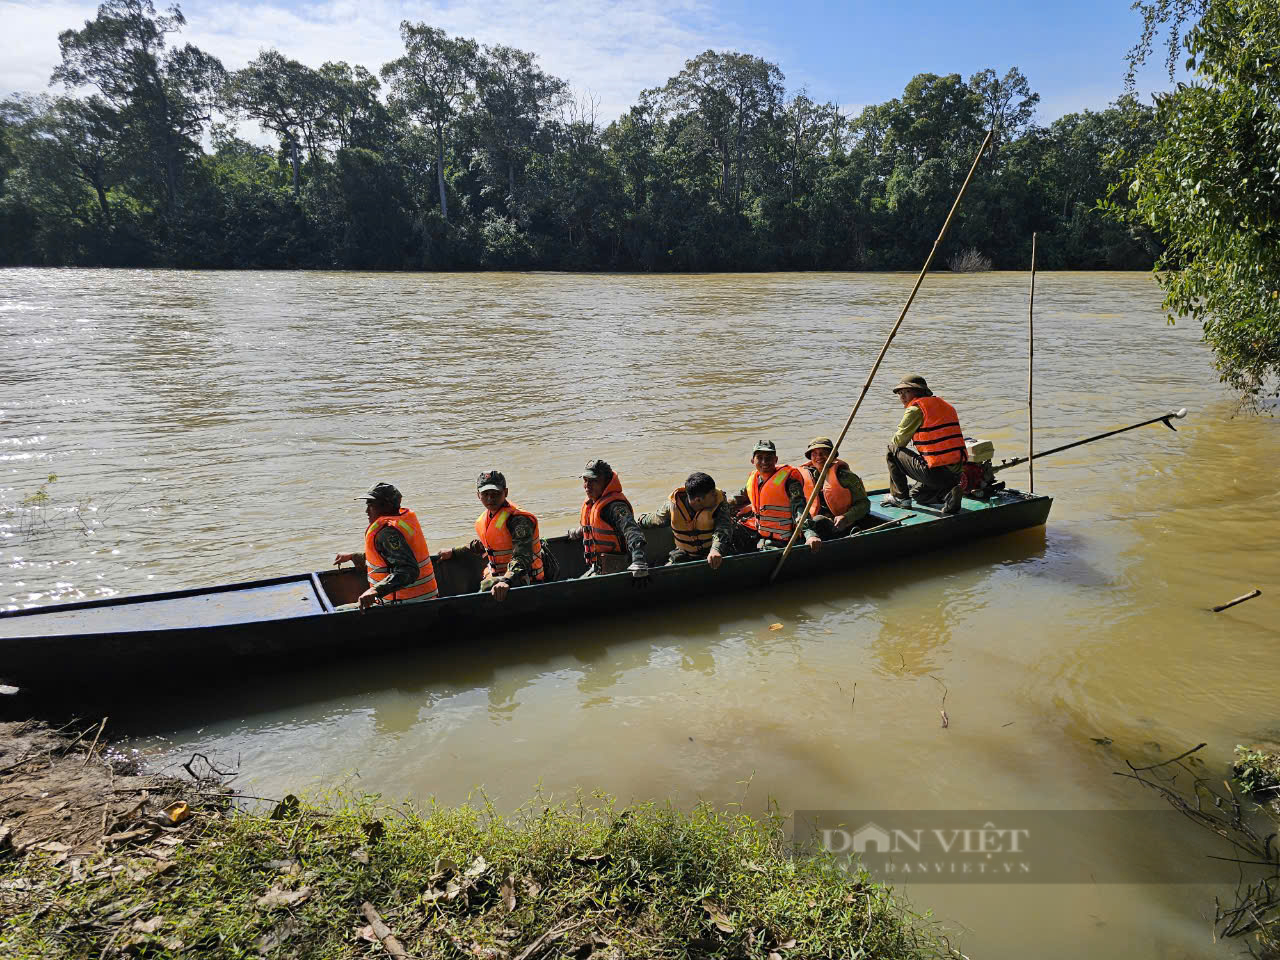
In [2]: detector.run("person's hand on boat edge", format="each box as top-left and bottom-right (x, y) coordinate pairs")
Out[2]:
(357, 586), (379, 610)
(492, 580), (510, 602)
(707, 548), (723, 570)
(628, 560), (649, 585)
(333, 552), (357, 567)
(567, 526), (583, 540)
(806, 534), (822, 553)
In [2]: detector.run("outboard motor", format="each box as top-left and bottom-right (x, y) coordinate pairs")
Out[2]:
(959, 438), (1004, 500)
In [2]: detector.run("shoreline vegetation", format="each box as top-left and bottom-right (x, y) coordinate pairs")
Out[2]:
(0, 1), (1159, 274)
(6, 719), (1280, 957)
(0, 720), (958, 960)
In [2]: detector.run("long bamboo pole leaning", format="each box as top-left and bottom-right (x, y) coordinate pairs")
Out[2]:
(1027, 232), (1037, 494)
(768, 128), (994, 583)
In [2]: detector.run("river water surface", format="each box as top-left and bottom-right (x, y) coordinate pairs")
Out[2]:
(2, 269), (1277, 958)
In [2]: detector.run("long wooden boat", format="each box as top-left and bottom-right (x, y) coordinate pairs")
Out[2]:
(0, 488), (1051, 689)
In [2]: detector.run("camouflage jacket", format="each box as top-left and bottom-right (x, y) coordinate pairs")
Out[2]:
(800, 463), (870, 518)
(361, 525), (420, 597)
(452, 510), (538, 582)
(639, 496), (735, 554)
(732, 473), (816, 538)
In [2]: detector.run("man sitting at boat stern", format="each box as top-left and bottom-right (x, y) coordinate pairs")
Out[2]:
(731, 440), (822, 553)
(334, 482), (439, 611)
(799, 436), (870, 539)
(568, 459), (649, 580)
(639, 471), (734, 568)
(439, 471), (546, 602)
(883, 375), (965, 515)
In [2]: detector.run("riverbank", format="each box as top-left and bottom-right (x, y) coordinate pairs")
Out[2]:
(0, 721), (954, 959)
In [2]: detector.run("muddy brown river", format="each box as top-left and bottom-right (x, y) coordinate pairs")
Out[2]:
(2, 269), (1276, 958)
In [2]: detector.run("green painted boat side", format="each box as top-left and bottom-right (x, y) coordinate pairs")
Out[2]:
(0, 489), (1052, 686)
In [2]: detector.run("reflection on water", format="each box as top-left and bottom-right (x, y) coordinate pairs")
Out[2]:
(3, 268), (1276, 959)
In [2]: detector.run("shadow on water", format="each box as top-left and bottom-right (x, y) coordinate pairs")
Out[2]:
(36, 524), (1055, 738)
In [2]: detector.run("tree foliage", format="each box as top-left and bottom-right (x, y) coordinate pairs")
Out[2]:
(1117, 0), (1280, 396)
(0, 5), (1162, 276)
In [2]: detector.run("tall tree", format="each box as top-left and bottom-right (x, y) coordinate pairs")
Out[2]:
(656, 50), (784, 213)
(51, 0), (223, 213)
(471, 44), (565, 203)
(225, 50), (325, 193)
(317, 61), (388, 151)
(879, 73), (983, 167)
(968, 67), (1039, 159)
(381, 22), (477, 223)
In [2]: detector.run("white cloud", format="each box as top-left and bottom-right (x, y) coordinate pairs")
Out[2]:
(3, 0), (759, 125)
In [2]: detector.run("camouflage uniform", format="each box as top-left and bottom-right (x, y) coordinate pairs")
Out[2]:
(639, 496), (735, 564)
(452, 512), (539, 589)
(801, 462), (871, 537)
(582, 500), (648, 575)
(731, 473), (816, 551)
(360, 526), (421, 598)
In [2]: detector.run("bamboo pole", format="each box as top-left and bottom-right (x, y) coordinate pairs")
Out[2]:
(1028, 232), (1037, 494)
(769, 128), (994, 583)
(992, 408), (1187, 473)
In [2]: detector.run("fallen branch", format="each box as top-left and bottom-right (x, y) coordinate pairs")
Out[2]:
(1212, 589), (1261, 613)
(181, 752), (237, 782)
(360, 902), (409, 960)
(81, 717), (108, 769)
(513, 917), (592, 960)
(930, 675), (949, 729)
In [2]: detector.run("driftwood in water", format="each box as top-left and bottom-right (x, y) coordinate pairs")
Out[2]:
(1212, 588), (1261, 613)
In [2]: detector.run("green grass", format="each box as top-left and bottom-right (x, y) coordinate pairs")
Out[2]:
(1233, 746), (1280, 799)
(1, 792), (955, 959)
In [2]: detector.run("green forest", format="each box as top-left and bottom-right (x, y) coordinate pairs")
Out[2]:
(0, 0), (1160, 272)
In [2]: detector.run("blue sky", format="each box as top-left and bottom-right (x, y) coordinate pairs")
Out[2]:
(2, 0), (1182, 126)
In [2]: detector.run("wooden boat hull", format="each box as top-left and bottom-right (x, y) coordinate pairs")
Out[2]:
(0, 489), (1052, 688)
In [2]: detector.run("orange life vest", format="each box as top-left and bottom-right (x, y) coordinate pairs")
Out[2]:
(364, 508), (438, 604)
(801, 459), (854, 518)
(743, 465), (804, 543)
(580, 473), (632, 565)
(475, 501), (544, 582)
(668, 486), (726, 557)
(909, 396), (966, 468)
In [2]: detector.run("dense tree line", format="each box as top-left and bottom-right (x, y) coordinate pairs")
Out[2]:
(0, 0), (1160, 272)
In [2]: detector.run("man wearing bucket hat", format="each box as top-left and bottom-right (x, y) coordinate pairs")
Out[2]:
(334, 482), (440, 610)
(799, 437), (870, 538)
(884, 375), (965, 515)
(731, 440), (822, 552)
(439, 470), (549, 601)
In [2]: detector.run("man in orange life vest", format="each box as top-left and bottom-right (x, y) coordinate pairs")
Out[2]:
(439, 471), (545, 602)
(732, 440), (823, 552)
(883, 375), (965, 515)
(799, 436), (870, 538)
(333, 482), (439, 610)
(569, 459), (649, 579)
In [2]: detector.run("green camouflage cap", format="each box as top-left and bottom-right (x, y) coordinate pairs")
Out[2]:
(751, 440), (777, 455)
(582, 459), (613, 480)
(477, 470), (506, 492)
(355, 482), (402, 508)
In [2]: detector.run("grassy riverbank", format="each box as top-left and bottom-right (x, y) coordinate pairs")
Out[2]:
(0, 722), (953, 959)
